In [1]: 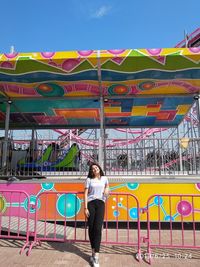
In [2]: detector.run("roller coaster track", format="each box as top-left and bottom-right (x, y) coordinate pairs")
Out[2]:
(175, 27), (200, 48)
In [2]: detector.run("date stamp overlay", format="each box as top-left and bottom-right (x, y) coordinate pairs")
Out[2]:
(136, 252), (193, 260)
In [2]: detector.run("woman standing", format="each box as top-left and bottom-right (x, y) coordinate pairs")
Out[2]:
(84, 163), (109, 267)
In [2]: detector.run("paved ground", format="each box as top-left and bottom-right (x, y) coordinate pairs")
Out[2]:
(0, 238), (200, 267)
(1, 222), (200, 267)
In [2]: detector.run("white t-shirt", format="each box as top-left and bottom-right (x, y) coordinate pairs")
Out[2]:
(85, 176), (109, 202)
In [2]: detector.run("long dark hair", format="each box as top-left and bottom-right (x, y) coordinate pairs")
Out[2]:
(87, 162), (105, 178)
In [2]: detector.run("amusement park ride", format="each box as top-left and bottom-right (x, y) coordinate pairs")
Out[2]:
(0, 27), (200, 223)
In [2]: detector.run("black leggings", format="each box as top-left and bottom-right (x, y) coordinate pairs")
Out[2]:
(88, 199), (105, 253)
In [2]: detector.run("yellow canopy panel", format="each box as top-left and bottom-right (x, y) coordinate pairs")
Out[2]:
(0, 48), (199, 128)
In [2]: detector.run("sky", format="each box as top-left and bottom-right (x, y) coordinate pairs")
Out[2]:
(0, 0), (199, 54)
(0, 0), (199, 139)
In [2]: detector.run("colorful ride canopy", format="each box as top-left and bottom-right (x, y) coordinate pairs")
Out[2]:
(0, 48), (199, 129)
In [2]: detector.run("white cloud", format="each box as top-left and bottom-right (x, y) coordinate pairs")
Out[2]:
(91, 5), (111, 19)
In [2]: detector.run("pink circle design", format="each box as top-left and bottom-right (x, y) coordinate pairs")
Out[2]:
(177, 200), (192, 217)
(189, 48), (200, 54)
(1, 61), (13, 68)
(107, 49), (125, 55)
(62, 59), (80, 71)
(4, 52), (18, 59)
(195, 183), (200, 191)
(41, 52), (55, 58)
(48, 61), (58, 67)
(146, 48), (162, 56)
(78, 50), (93, 56)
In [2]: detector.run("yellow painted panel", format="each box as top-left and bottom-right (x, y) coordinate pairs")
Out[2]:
(131, 106), (147, 116)
(177, 105), (191, 114)
(104, 107), (121, 113)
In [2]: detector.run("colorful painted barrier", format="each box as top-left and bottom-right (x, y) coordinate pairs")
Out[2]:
(1, 181), (200, 222)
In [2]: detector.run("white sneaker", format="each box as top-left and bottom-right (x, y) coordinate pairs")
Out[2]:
(89, 256), (94, 264)
(93, 257), (99, 267)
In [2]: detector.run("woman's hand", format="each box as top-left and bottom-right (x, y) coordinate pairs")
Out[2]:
(84, 208), (90, 218)
(103, 187), (110, 198)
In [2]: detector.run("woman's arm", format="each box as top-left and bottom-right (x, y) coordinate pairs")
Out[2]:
(84, 188), (90, 217)
(103, 182), (110, 197)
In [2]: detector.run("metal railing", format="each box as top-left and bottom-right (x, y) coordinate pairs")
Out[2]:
(145, 194), (200, 264)
(0, 190), (30, 254)
(0, 138), (200, 178)
(25, 191), (141, 259)
(1, 190), (200, 264)
(175, 27), (200, 47)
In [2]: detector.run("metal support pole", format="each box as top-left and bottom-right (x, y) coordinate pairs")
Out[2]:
(177, 126), (183, 173)
(99, 95), (104, 169)
(69, 129), (72, 147)
(31, 129), (35, 151)
(126, 128), (129, 172)
(2, 100), (11, 168)
(97, 50), (105, 170)
(31, 129), (35, 140)
(30, 129), (36, 162)
(195, 95), (200, 138)
(184, 30), (189, 47)
(195, 95), (200, 175)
